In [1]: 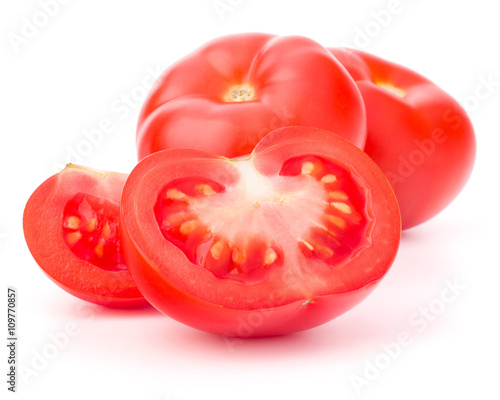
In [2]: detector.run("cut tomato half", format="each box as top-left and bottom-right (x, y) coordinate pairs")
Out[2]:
(23, 164), (147, 307)
(121, 127), (401, 336)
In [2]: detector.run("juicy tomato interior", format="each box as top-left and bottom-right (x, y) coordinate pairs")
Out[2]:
(63, 193), (126, 271)
(155, 155), (372, 285)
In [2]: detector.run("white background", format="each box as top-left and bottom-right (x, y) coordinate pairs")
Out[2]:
(1, 0), (499, 399)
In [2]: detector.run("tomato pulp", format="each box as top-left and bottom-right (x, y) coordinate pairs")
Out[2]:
(121, 127), (401, 336)
(137, 33), (366, 160)
(23, 164), (147, 307)
(330, 47), (476, 229)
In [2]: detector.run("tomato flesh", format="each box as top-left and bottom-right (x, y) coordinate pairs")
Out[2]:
(63, 193), (126, 271)
(155, 155), (371, 285)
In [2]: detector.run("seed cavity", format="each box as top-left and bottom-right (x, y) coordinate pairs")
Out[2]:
(155, 156), (370, 282)
(62, 193), (126, 271)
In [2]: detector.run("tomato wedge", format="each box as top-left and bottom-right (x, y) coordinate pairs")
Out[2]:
(23, 164), (147, 307)
(330, 47), (476, 229)
(121, 127), (401, 336)
(136, 33), (366, 160)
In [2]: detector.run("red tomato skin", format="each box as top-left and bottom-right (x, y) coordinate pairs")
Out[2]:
(23, 164), (147, 308)
(137, 33), (366, 160)
(330, 48), (476, 229)
(121, 127), (401, 337)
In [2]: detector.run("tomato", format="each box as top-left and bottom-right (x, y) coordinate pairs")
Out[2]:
(120, 126), (401, 337)
(23, 164), (147, 307)
(136, 33), (366, 160)
(330, 47), (476, 229)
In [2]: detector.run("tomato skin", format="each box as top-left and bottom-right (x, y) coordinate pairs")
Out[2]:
(23, 164), (147, 308)
(137, 33), (366, 160)
(121, 127), (401, 336)
(330, 48), (476, 229)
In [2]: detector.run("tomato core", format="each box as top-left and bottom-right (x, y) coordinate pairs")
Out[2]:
(155, 155), (372, 284)
(376, 82), (406, 98)
(224, 84), (256, 102)
(63, 193), (126, 271)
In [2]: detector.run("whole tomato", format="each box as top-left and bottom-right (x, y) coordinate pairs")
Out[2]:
(137, 33), (366, 159)
(330, 48), (476, 229)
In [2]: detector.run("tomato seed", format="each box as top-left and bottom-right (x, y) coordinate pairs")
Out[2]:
(326, 214), (347, 230)
(210, 240), (225, 260)
(298, 239), (314, 251)
(65, 231), (82, 245)
(329, 191), (349, 201)
(94, 241), (104, 258)
(330, 202), (352, 214)
(196, 184), (216, 197)
(232, 247), (245, 264)
(301, 162), (315, 174)
(264, 248), (277, 265)
(85, 216), (98, 232)
(101, 222), (111, 239)
(166, 188), (189, 201)
(64, 216), (81, 230)
(180, 220), (197, 235)
(321, 174), (337, 183)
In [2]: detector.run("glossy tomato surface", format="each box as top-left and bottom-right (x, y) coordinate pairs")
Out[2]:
(23, 164), (147, 307)
(137, 33), (366, 160)
(330, 47), (476, 229)
(121, 127), (401, 337)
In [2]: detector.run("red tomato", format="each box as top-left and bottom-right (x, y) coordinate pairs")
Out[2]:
(121, 126), (401, 337)
(330, 47), (476, 229)
(23, 164), (147, 307)
(136, 33), (366, 160)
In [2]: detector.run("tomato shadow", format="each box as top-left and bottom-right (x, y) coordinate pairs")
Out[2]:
(44, 294), (162, 321)
(141, 300), (408, 367)
(90, 303), (161, 318)
(388, 218), (464, 287)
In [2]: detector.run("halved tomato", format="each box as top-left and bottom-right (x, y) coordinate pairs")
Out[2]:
(23, 164), (147, 307)
(120, 127), (401, 336)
